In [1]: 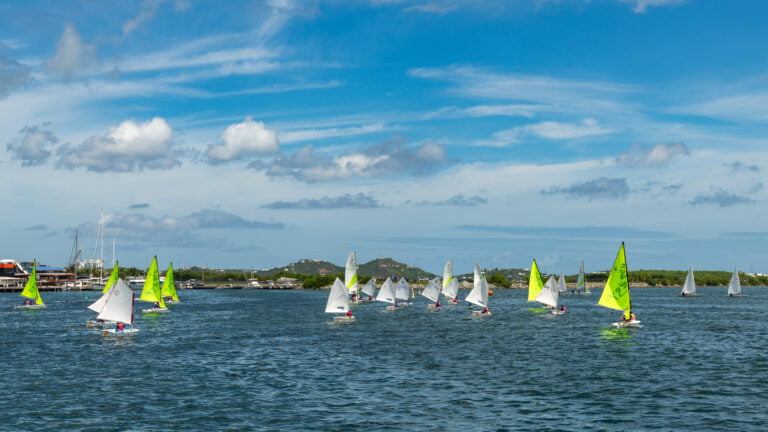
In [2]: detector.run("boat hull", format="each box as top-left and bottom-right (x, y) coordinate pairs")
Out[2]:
(14, 304), (45, 310)
(613, 319), (642, 328)
(142, 307), (169, 313)
(87, 320), (117, 328)
(102, 328), (140, 336)
(472, 310), (492, 317)
(332, 316), (355, 323)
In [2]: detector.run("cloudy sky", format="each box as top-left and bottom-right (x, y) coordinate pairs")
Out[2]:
(2, 0), (767, 275)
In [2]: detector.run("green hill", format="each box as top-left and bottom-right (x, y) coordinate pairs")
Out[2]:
(256, 259), (343, 276)
(358, 257), (436, 281)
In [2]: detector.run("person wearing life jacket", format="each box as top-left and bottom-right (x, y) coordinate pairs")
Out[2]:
(116, 322), (125, 332)
(482, 307), (489, 314)
(560, 305), (566, 312)
(346, 310), (353, 318)
(453, 298), (459, 304)
(629, 312), (637, 321)
(435, 301), (441, 308)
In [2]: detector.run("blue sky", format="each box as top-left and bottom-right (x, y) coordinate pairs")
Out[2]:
(2, 0), (767, 275)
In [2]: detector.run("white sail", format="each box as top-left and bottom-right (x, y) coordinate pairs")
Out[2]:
(464, 273), (489, 308)
(345, 252), (358, 295)
(395, 278), (410, 301)
(576, 261), (587, 293)
(442, 260), (459, 299)
(681, 266), (696, 295)
(727, 267), (741, 296)
(361, 278), (376, 297)
(421, 277), (442, 303)
(87, 284), (113, 313)
(473, 263), (481, 291)
(536, 275), (559, 308)
(96, 279), (135, 324)
(375, 277), (396, 304)
(558, 271), (567, 293)
(325, 278), (350, 314)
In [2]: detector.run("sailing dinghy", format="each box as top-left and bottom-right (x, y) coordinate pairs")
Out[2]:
(727, 267), (745, 297)
(465, 266), (491, 316)
(421, 277), (442, 310)
(15, 261), (45, 309)
(161, 262), (180, 304)
(345, 252), (360, 302)
(679, 266), (700, 297)
(96, 279), (139, 336)
(139, 256), (168, 313)
(360, 277), (376, 301)
(326, 277), (354, 322)
(536, 275), (564, 314)
(575, 261), (590, 295)
(375, 277), (398, 310)
(441, 260), (460, 305)
(598, 242), (641, 328)
(395, 278), (412, 306)
(87, 262), (120, 327)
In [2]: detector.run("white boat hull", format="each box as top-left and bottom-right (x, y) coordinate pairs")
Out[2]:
(426, 304), (441, 310)
(14, 304), (45, 310)
(142, 307), (169, 313)
(102, 328), (140, 336)
(385, 305), (399, 311)
(613, 319), (642, 328)
(164, 300), (180, 305)
(87, 320), (117, 328)
(333, 316), (355, 323)
(551, 310), (566, 315)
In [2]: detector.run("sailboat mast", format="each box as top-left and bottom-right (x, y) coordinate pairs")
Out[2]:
(99, 210), (105, 281)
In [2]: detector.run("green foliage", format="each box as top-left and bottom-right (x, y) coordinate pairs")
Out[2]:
(487, 273), (511, 288)
(301, 274), (343, 290)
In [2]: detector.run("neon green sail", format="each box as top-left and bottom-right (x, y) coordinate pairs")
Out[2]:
(161, 262), (179, 302)
(102, 261), (120, 294)
(20, 262), (44, 305)
(139, 256), (166, 308)
(598, 242), (631, 317)
(527, 259), (544, 301)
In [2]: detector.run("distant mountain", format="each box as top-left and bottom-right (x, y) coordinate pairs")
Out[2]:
(257, 259), (343, 276)
(358, 257), (436, 281)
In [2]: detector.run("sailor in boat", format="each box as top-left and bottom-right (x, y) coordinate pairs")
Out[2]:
(116, 322), (125, 332)
(481, 307), (490, 314)
(23, 300), (31, 306)
(559, 305), (567, 313)
(345, 310), (353, 319)
(452, 298), (459, 304)
(435, 301), (441, 308)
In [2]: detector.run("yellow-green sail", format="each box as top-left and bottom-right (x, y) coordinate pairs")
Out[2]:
(20, 262), (44, 305)
(102, 261), (119, 294)
(139, 256), (165, 308)
(161, 262), (179, 302)
(527, 259), (544, 301)
(598, 242), (631, 316)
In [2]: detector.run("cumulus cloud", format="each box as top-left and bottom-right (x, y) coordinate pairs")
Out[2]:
(408, 194), (488, 207)
(206, 117), (279, 163)
(689, 188), (754, 207)
(543, 177), (630, 201)
(261, 193), (382, 209)
(57, 117), (180, 172)
(494, 118), (612, 145)
(256, 135), (447, 182)
(72, 209), (282, 247)
(0, 53), (30, 97)
(616, 142), (690, 168)
(44, 25), (96, 79)
(6, 124), (58, 166)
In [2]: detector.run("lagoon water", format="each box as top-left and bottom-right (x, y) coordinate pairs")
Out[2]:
(1, 286), (767, 431)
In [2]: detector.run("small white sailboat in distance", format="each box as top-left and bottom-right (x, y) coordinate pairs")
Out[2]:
(557, 271), (567, 294)
(441, 260), (460, 305)
(360, 278), (376, 301)
(375, 277), (398, 310)
(15, 261), (45, 309)
(465, 268), (491, 316)
(395, 278), (412, 306)
(727, 267), (744, 297)
(575, 261), (590, 295)
(326, 277), (354, 322)
(421, 277), (442, 310)
(345, 252), (359, 302)
(96, 279), (139, 336)
(680, 266), (700, 297)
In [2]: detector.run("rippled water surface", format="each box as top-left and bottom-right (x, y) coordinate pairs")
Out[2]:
(1, 286), (767, 431)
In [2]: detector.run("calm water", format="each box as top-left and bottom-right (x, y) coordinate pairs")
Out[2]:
(1, 286), (767, 431)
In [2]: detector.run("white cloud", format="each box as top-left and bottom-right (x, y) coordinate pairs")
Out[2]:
(493, 118), (613, 145)
(280, 123), (385, 144)
(616, 142), (690, 168)
(619, 0), (686, 14)
(44, 25), (96, 79)
(6, 124), (57, 166)
(423, 104), (545, 119)
(672, 91), (768, 123)
(206, 117), (279, 162)
(123, 0), (161, 37)
(57, 117), (180, 172)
